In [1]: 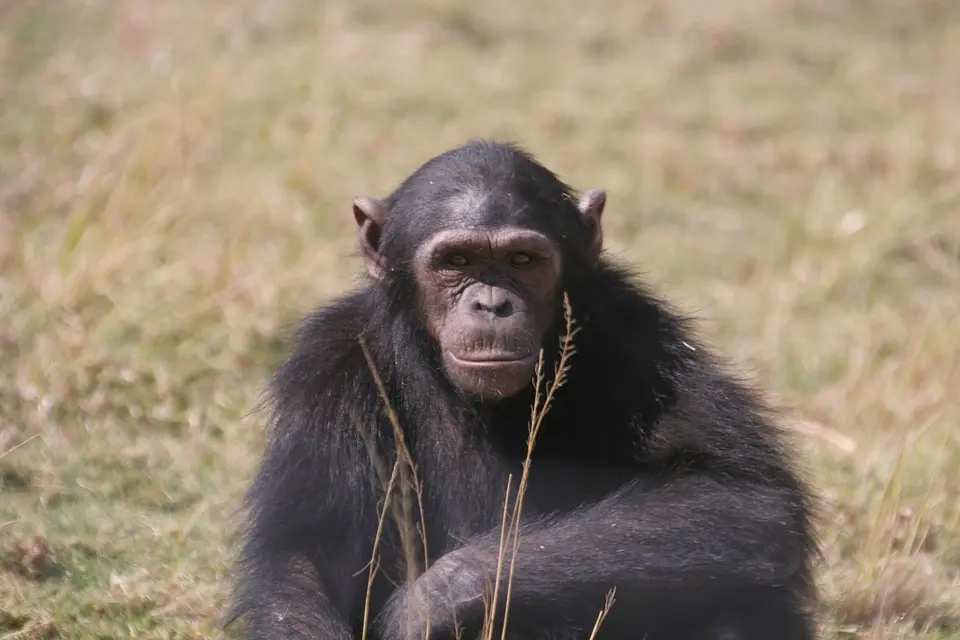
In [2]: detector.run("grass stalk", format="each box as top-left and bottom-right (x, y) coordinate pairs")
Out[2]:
(488, 292), (584, 640)
(358, 334), (432, 639)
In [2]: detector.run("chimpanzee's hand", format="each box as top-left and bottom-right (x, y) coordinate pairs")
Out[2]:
(376, 548), (493, 640)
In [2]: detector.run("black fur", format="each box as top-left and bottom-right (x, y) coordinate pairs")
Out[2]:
(226, 140), (819, 639)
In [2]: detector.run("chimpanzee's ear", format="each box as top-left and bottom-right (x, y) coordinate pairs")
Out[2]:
(576, 189), (606, 262)
(352, 196), (387, 280)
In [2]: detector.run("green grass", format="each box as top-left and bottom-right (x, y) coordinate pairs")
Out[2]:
(1, 0), (959, 637)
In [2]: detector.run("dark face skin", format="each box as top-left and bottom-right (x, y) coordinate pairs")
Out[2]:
(413, 226), (562, 399)
(352, 189), (605, 401)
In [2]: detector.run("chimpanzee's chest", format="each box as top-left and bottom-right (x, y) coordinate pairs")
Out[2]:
(520, 457), (642, 513)
(422, 447), (642, 561)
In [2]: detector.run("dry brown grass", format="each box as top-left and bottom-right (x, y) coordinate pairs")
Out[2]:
(1, 0), (958, 637)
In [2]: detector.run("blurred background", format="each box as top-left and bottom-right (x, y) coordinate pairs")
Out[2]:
(1, 1), (958, 637)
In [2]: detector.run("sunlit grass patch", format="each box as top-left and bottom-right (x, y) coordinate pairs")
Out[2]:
(2, 0), (958, 637)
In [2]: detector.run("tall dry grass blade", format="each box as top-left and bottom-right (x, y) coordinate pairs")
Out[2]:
(865, 435), (907, 563)
(587, 588), (618, 640)
(0, 434), (39, 460)
(360, 456), (402, 640)
(497, 293), (580, 640)
(482, 473), (515, 639)
(358, 334), (432, 638)
(349, 405), (415, 639)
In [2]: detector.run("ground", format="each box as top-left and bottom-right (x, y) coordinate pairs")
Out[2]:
(0, 0), (958, 638)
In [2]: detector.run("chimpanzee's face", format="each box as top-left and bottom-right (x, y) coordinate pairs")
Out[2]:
(413, 226), (562, 400)
(350, 147), (605, 402)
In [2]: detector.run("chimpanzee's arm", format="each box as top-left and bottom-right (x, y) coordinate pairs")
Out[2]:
(378, 473), (810, 638)
(227, 373), (377, 639)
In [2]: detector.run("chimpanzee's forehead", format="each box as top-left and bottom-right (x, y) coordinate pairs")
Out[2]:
(435, 182), (574, 232)
(383, 146), (588, 254)
(445, 186), (530, 225)
(385, 181), (583, 258)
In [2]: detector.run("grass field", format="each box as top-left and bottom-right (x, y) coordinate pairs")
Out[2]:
(1, 0), (959, 637)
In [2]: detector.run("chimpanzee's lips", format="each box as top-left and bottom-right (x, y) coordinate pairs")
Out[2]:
(443, 351), (539, 400)
(448, 352), (536, 365)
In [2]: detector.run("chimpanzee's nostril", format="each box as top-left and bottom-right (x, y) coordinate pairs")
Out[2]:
(471, 288), (514, 317)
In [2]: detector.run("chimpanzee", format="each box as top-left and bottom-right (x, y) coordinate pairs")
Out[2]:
(226, 140), (819, 640)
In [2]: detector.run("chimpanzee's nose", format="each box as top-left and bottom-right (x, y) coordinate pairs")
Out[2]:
(471, 287), (513, 318)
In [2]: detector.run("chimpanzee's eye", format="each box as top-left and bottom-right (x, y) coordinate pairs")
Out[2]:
(510, 252), (533, 267)
(446, 253), (470, 267)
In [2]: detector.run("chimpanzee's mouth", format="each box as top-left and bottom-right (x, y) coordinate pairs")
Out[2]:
(448, 352), (536, 366)
(444, 351), (539, 399)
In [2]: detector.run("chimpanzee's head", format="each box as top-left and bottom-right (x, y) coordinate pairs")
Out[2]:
(352, 140), (605, 401)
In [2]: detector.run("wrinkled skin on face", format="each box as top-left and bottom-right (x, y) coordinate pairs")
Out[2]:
(414, 227), (562, 399)
(352, 189), (605, 402)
